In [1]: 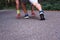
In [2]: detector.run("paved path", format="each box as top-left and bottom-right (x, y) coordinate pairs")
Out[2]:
(0, 10), (60, 40)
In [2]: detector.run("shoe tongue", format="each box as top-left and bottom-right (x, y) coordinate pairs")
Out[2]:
(25, 14), (28, 16)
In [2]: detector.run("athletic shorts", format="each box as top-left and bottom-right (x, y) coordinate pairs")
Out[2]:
(29, 0), (38, 3)
(21, 0), (29, 3)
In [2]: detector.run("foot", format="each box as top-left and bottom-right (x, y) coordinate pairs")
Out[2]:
(16, 14), (20, 19)
(40, 14), (45, 20)
(24, 14), (29, 19)
(31, 12), (35, 16)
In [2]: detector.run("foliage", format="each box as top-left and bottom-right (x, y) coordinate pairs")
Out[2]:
(0, 0), (60, 10)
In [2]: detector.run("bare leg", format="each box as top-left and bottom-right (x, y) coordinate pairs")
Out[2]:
(33, 3), (45, 20)
(29, 0), (45, 20)
(31, 3), (42, 11)
(21, 3), (27, 14)
(16, 0), (20, 18)
(31, 4), (35, 16)
(21, 3), (29, 19)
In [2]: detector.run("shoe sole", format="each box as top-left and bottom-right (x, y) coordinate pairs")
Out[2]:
(24, 16), (29, 19)
(40, 14), (45, 20)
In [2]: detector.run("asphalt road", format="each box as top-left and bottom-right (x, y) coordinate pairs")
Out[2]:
(0, 10), (60, 40)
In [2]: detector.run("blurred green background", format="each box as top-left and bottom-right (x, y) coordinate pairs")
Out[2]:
(0, 0), (60, 10)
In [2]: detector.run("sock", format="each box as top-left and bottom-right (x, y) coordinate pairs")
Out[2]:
(17, 10), (20, 14)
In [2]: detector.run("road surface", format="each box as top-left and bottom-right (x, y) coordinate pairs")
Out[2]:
(0, 10), (60, 40)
